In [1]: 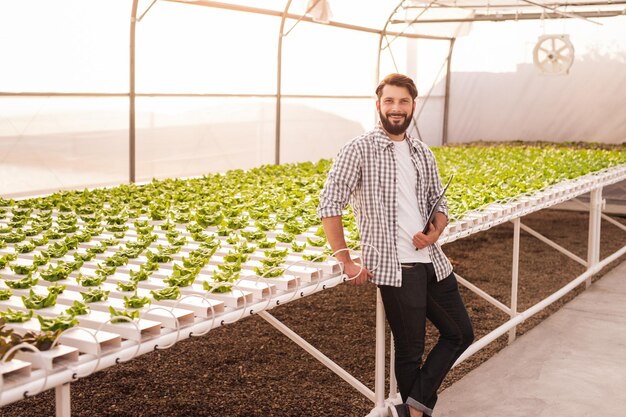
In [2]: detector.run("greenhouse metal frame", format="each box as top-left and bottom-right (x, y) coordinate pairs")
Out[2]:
(1, 1), (626, 416)
(3, 0), (625, 192)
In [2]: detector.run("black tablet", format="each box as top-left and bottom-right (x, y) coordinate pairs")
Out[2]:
(422, 174), (454, 234)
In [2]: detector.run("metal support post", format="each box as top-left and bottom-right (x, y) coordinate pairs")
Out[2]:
(587, 188), (603, 288)
(442, 37), (456, 145)
(508, 218), (520, 344)
(389, 336), (397, 401)
(129, 0), (138, 183)
(55, 383), (71, 417)
(275, 1), (294, 165)
(375, 288), (386, 409)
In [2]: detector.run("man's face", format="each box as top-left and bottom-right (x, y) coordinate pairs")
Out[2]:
(376, 84), (416, 137)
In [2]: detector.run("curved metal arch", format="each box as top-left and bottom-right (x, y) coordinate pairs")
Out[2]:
(375, 1), (406, 84)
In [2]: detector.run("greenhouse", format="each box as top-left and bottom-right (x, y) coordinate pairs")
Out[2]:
(1, 1), (625, 416)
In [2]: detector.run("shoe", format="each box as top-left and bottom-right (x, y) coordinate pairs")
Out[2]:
(387, 403), (410, 417)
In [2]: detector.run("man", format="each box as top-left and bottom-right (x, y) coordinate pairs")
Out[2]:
(317, 73), (474, 417)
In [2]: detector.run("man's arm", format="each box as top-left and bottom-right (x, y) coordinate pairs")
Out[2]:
(412, 211), (447, 250)
(322, 216), (372, 285)
(432, 211), (448, 235)
(317, 141), (371, 285)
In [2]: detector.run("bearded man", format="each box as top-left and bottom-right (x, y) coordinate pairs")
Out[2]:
(317, 73), (474, 417)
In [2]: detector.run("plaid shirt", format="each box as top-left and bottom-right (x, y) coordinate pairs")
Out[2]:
(317, 126), (453, 287)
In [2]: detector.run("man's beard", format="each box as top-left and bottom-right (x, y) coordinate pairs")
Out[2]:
(379, 110), (413, 136)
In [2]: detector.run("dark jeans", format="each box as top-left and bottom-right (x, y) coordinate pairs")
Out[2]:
(379, 263), (474, 415)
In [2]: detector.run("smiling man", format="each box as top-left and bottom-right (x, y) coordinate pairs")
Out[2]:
(318, 73), (474, 417)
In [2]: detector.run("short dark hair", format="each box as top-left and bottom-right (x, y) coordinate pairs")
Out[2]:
(375, 73), (418, 100)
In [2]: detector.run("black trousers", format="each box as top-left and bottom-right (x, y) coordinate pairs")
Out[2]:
(379, 263), (474, 415)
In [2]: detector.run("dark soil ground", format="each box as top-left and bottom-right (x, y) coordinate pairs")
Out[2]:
(3, 209), (625, 417)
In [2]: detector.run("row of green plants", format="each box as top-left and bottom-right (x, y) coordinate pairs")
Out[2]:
(435, 145), (626, 216)
(0, 144), (625, 361)
(1, 144), (623, 228)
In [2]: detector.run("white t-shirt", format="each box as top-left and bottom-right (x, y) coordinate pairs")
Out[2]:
(393, 139), (431, 264)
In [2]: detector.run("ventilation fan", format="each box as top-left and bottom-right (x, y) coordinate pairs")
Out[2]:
(533, 34), (575, 75)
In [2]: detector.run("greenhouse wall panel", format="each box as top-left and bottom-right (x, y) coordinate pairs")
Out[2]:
(448, 17), (626, 143)
(134, 97), (276, 180)
(407, 38), (452, 97)
(279, 98), (372, 163)
(0, 97), (128, 197)
(410, 96), (445, 147)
